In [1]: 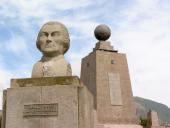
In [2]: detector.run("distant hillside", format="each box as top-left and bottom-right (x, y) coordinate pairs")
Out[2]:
(134, 97), (170, 123)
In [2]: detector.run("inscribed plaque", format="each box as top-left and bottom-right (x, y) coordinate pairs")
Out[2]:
(23, 103), (58, 117)
(108, 73), (122, 105)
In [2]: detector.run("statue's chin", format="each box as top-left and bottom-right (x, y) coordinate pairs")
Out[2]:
(42, 50), (61, 57)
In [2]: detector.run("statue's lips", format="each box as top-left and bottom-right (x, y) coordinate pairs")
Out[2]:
(45, 45), (53, 48)
(42, 44), (60, 52)
(44, 44), (57, 48)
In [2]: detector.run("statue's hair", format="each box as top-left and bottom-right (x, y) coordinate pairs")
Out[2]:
(36, 21), (70, 54)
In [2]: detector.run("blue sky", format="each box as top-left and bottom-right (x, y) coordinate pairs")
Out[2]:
(0, 0), (170, 108)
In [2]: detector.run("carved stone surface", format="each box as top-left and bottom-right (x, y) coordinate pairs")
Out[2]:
(147, 110), (160, 128)
(5, 86), (77, 128)
(23, 103), (58, 117)
(81, 26), (138, 124)
(32, 21), (72, 78)
(0, 110), (2, 128)
(1, 90), (7, 128)
(81, 50), (138, 124)
(96, 124), (142, 128)
(10, 76), (80, 88)
(3, 77), (93, 128)
(108, 73), (122, 106)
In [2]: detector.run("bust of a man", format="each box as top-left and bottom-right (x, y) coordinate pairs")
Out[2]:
(31, 21), (72, 77)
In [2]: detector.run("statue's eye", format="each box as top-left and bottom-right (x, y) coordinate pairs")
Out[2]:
(40, 32), (48, 37)
(51, 31), (60, 36)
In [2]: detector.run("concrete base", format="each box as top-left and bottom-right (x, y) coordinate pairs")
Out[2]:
(96, 124), (143, 128)
(2, 76), (93, 128)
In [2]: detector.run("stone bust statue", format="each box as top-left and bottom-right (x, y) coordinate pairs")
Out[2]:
(31, 21), (72, 77)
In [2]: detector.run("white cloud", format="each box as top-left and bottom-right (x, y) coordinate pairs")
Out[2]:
(0, 67), (12, 89)
(0, 0), (93, 20)
(0, 0), (96, 35)
(4, 34), (28, 55)
(112, 0), (170, 107)
(0, 0), (92, 12)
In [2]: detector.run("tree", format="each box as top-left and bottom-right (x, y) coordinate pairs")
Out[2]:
(140, 116), (147, 127)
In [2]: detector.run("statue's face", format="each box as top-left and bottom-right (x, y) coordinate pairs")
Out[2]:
(38, 24), (65, 56)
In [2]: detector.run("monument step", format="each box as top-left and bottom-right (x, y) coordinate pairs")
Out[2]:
(96, 124), (143, 128)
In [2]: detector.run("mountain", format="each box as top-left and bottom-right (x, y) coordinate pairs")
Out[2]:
(134, 96), (170, 123)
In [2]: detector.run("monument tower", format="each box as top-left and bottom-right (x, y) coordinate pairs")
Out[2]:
(81, 25), (139, 127)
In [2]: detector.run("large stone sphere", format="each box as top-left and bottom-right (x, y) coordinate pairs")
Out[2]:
(94, 24), (111, 41)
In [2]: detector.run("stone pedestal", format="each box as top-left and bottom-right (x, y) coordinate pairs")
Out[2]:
(96, 124), (142, 128)
(81, 41), (138, 125)
(147, 110), (160, 128)
(1, 76), (93, 128)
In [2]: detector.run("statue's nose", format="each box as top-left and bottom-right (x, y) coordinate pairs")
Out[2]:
(47, 35), (52, 43)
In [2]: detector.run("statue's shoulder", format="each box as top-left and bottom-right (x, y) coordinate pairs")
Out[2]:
(57, 57), (72, 76)
(31, 60), (43, 77)
(56, 56), (70, 65)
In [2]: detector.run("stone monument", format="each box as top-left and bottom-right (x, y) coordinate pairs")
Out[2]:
(80, 24), (142, 128)
(1, 21), (93, 128)
(32, 21), (72, 77)
(146, 110), (160, 128)
(1, 21), (144, 128)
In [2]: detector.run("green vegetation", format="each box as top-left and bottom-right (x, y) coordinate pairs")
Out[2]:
(139, 117), (147, 127)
